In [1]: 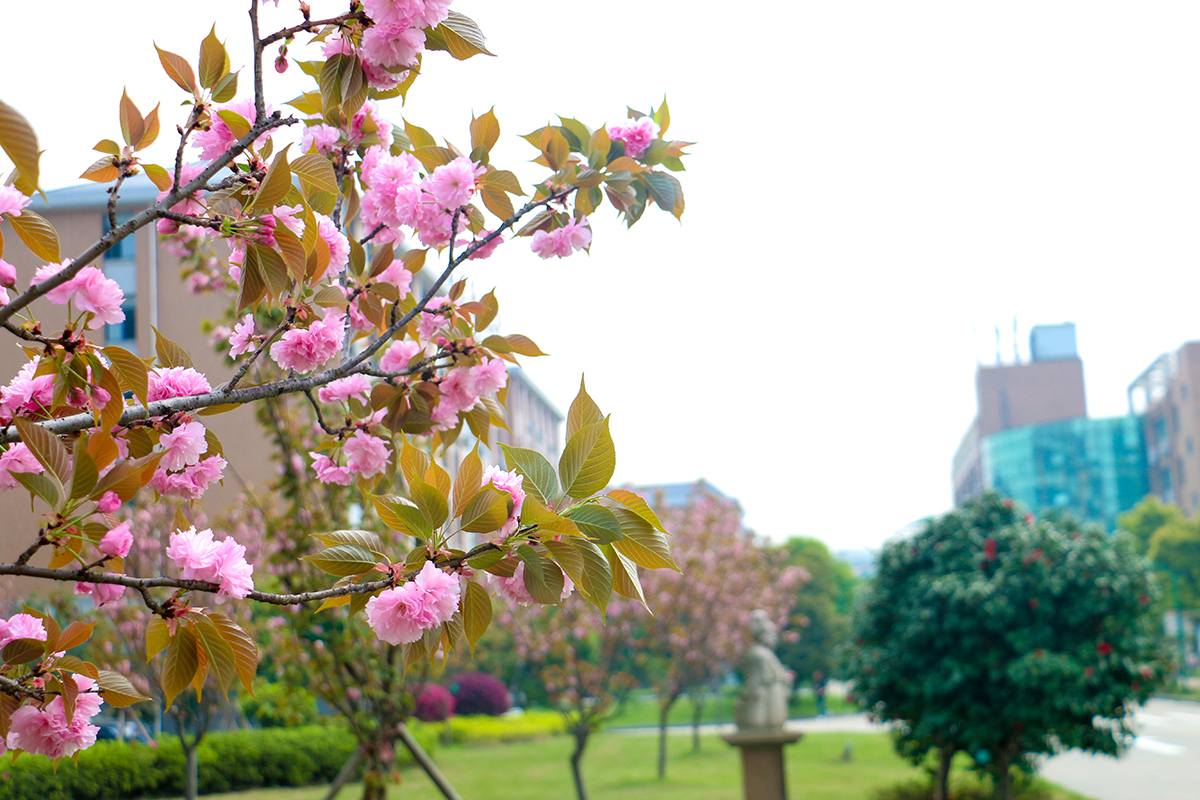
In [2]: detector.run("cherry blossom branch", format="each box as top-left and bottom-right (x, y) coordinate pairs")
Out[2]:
(250, 0), (266, 126)
(0, 112), (297, 329)
(0, 187), (572, 444)
(107, 162), (131, 232)
(304, 389), (344, 436)
(172, 105), (205, 195)
(159, 210), (223, 231)
(224, 307), (296, 392)
(259, 10), (369, 47)
(359, 223), (386, 246)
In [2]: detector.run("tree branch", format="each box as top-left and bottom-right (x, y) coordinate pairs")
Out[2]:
(259, 11), (370, 48)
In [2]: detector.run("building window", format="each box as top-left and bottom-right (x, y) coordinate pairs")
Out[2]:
(101, 214), (137, 352)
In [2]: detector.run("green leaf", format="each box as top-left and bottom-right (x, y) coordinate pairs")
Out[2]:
(467, 547), (504, 571)
(96, 669), (150, 708)
(14, 417), (71, 488)
(606, 488), (669, 533)
(504, 334), (546, 358)
(558, 417), (616, 499)
(252, 144), (293, 212)
(463, 580), (492, 656)
(425, 11), (495, 60)
(103, 345), (150, 407)
(313, 529), (386, 556)
(603, 543), (648, 609)
(500, 445), (558, 506)
(566, 504), (623, 544)
(642, 171), (679, 216)
(216, 109), (251, 141)
(2, 638), (44, 665)
(526, 555), (565, 605)
(452, 446), (483, 516)
(460, 485), (511, 533)
(567, 375), (604, 439)
(56, 655), (100, 680)
(198, 25), (228, 90)
(155, 43), (198, 94)
(574, 539), (613, 612)
(153, 326), (194, 369)
(612, 508), (678, 570)
(399, 438), (432, 489)
(255, 245), (290, 297)
(303, 543), (379, 577)
(476, 289), (499, 331)
(14, 471), (57, 511)
(371, 494), (432, 540)
(143, 162), (172, 191)
(145, 617), (170, 661)
(410, 476), (449, 529)
(0, 99), (40, 190)
(190, 612), (237, 696)
(9, 209), (59, 262)
(211, 70), (239, 104)
(209, 613), (258, 695)
(68, 446), (99, 501)
(161, 626), (200, 710)
(470, 107), (500, 153)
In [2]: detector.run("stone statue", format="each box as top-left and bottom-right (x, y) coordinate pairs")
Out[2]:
(734, 610), (793, 730)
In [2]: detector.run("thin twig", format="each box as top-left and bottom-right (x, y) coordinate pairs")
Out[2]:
(250, 0), (266, 126)
(359, 223), (386, 246)
(304, 389), (344, 435)
(107, 164), (130, 232)
(259, 11), (369, 47)
(223, 307), (296, 392)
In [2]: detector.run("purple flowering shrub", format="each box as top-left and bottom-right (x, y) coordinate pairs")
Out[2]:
(447, 672), (511, 716)
(414, 683), (456, 722)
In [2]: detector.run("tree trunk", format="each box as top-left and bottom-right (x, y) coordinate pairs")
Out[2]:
(183, 744), (199, 800)
(932, 747), (954, 800)
(396, 723), (464, 800)
(569, 722), (590, 800)
(993, 751), (1013, 800)
(690, 693), (705, 752)
(656, 693), (677, 780)
(322, 745), (365, 800)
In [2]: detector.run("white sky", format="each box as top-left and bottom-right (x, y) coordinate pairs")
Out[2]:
(3, 1), (1200, 553)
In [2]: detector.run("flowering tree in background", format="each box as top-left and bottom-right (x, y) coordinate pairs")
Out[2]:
(639, 484), (806, 776)
(0, 0), (688, 768)
(843, 492), (1169, 800)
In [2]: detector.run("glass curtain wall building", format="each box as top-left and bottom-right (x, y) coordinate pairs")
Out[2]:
(982, 416), (1149, 531)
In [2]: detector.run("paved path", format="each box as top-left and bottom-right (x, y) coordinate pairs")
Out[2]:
(614, 712), (884, 736)
(1042, 699), (1200, 800)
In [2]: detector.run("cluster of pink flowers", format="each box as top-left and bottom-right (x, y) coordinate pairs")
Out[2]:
(5, 675), (104, 759)
(380, 338), (423, 372)
(270, 309), (346, 372)
(305, 100), (394, 155)
(0, 185), (31, 219)
(357, 0), (452, 90)
(192, 98), (275, 161)
(0, 360), (53, 421)
(229, 313), (256, 357)
(430, 358), (508, 429)
(166, 526), (255, 598)
(360, 147), (483, 247)
(0, 442), (44, 490)
(155, 163), (208, 235)
(315, 213), (350, 277)
(311, 430), (391, 485)
(481, 465), (525, 537)
(159, 420), (208, 471)
(530, 217), (592, 260)
(365, 560), (460, 645)
(32, 262), (125, 329)
(147, 366), (212, 403)
(148, 455), (227, 500)
(608, 117), (657, 160)
(0, 613), (47, 648)
(99, 520), (134, 558)
(74, 580), (125, 608)
(317, 374), (372, 404)
(484, 562), (574, 606)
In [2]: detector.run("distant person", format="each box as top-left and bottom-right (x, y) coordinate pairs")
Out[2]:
(813, 670), (827, 717)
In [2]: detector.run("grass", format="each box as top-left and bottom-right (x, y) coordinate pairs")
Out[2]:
(154, 731), (1093, 800)
(604, 688), (854, 728)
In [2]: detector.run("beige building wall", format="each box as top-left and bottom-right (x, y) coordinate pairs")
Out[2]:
(1137, 342), (1200, 515)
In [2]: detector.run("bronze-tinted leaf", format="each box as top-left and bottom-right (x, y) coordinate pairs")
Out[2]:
(463, 580), (492, 656)
(14, 417), (71, 488)
(102, 345), (149, 407)
(96, 669), (151, 708)
(155, 43), (198, 94)
(153, 326), (194, 369)
(118, 89), (145, 148)
(9, 209), (60, 262)
(209, 613), (258, 694)
(80, 157), (119, 183)
(198, 25), (228, 90)
(0, 99), (40, 190)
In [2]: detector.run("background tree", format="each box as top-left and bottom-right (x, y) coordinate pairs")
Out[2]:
(776, 535), (857, 683)
(639, 484), (806, 777)
(844, 492), (1169, 800)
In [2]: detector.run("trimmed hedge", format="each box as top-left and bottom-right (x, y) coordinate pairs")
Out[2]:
(0, 723), (438, 800)
(442, 710), (565, 744)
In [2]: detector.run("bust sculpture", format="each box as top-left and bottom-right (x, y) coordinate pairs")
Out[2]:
(734, 610), (793, 730)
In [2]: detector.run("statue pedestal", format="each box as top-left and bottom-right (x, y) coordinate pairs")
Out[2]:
(721, 728), (803, 800)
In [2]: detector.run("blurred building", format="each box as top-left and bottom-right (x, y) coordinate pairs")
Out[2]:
(1128, 341), (1200, 514)
(952, 323), (1148, 530)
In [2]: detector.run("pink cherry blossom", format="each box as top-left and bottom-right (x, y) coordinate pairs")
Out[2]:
(166, 526), (255, 598)
(484, 562), (574, 606)
(316, 213), (350, 276)
(32, 261), (76, 305)
(531, 217), (592, 259)
(148, 366), (212, 403)
(350, 100), (393, 149)
(0, 443), (45, 490)
(430, 400), (461, 431)
(426, 157), (484, 211)
(148, 455), (227, 500)
(460, 231), (504, 261)
(318, 374), (373, 404)
(375, 261), (412, 296)
(159, 420), (208, 471)
(483, 465), (525, 537)
(320, 31), (355, 58)
(361, 22), (425, 69)
(273, 204), (305, 237)
(416, 296), (452, 340)
(6, 675), (104, 758)
(311, 453), (354, 485)
(70, 268), (126, 329)
(192, 98), (275, 161)
(99, 520), (134, 558)
(301, 124), (341, 156)
(439, 367), (479, 413)
(229, 314), (256, 356)
(344, 431), (390, 479)
(74, 580), (126, 608)
(0, 185), (31, 218)
(380, 339), (422, 372)
(608, 117), (657, 160)
(470, 358), (508, 396)
(0, 258), (17, 287)
(270, 310), (346, 372)
(1, 360), (54, 418)
(154, 163), (207, 235)
(362, 60), (409, 92)
(0, 613), (47, 648)
(365, 561), (461, 645)
(96, 491), (120, 514)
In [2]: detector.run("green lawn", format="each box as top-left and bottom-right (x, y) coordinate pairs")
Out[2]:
(159, 731), (1092, 800)
(604, 688), (854, 728)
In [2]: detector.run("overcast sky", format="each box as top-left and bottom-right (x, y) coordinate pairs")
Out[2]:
(3, 2), (1200, 554)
